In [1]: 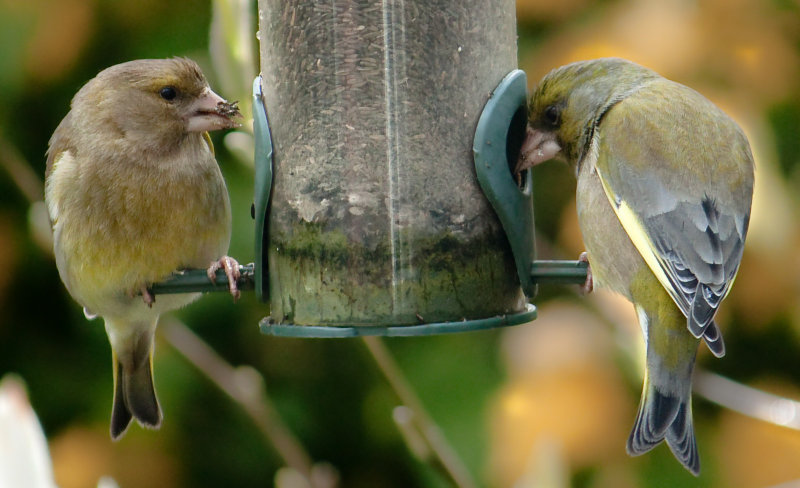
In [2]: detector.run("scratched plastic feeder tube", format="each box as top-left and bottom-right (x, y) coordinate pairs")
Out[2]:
(256, 0), (530, 334)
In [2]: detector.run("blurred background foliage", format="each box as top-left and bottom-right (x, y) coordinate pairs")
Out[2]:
(0, 0), (799, 487)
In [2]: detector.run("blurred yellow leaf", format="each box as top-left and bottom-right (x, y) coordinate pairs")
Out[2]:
(50, 426), (178, 488)
(488, 302), (634, 486)
(714, 380), (800, 488)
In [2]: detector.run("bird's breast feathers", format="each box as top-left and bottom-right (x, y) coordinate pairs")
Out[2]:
(48, 141), (230, 302)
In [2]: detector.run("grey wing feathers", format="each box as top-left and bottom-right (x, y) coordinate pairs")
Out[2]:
(643, 195), (747, 355)
(595, 81), (753, 357)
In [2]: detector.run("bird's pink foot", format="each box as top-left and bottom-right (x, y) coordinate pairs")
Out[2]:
(140, 284), (155, 307)
(578, 251), (593, 295)
(207, 256), (241, 301)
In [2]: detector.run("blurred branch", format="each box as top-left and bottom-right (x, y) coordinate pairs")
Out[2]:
(0, 132), (43, 204)
(0, 133), (54, 255)
(694, 370), (800, 430)
(161, 317), (338, 488)
(361, 336), (478, 488)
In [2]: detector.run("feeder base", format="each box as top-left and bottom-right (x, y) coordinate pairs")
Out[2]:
(259, 304), (537, 338)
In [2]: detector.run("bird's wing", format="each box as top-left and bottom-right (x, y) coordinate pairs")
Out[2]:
(45, 112), (79, 228)
(45, 112), (75, 179)
(202, 132), (215, 155)
(592, 88), (751, 343)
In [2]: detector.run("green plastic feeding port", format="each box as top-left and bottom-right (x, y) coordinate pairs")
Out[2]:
(252, 75), (273, 301)
(472, 69), (536, 298)
(471, 72), (591, 293)
(255, 0), (536, 337)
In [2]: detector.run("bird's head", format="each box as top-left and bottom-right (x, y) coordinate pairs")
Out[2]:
(74, 58), (241, 151)
(516, 58), (657, 174)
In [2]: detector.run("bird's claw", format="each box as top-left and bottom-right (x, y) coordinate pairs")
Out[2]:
(140, 285), (155, 307)
(207, 256), (241, 301)
(578, 251), (593, 295)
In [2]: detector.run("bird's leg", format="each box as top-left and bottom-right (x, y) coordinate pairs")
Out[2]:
(207, 256), (241, 301)
(140, 284), (155, 307)
(578, 251), (593, 295)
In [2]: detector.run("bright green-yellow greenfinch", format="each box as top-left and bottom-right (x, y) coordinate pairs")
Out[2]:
(45, 58), (241, 439)
(516, 58), (754, 475)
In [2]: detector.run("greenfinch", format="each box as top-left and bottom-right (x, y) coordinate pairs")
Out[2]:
(45, 58), (241, 439)
(516, 58), (754, 475)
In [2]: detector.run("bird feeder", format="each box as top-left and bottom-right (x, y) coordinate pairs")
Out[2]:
(152, 0), (588, 337)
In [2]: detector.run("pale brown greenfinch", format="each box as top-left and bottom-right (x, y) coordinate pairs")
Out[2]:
(45, 58), (241, 439)
(517, 58), (754, 475)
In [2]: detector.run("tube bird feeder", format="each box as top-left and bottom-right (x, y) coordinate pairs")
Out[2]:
(254, 0), (533, 336)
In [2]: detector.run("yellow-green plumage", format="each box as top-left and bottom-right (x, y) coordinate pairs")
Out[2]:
(519, 58), (754, 475)
(577, 140), (701, 472)
(45, 58), (239, 439)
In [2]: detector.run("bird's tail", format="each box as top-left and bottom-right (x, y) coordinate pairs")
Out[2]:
(107, 319), (162, 440)
(627, 305), (700, 476)
(626, 373), (699, 475)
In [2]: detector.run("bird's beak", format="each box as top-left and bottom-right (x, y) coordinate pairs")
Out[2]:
(186, 87), (242, 133)
(514, 126), (561, 174)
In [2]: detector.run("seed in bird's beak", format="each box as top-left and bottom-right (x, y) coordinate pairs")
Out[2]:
(216, 100), (241, 119)
(186, 89), (241, 132)
(515, 127), (561, 174)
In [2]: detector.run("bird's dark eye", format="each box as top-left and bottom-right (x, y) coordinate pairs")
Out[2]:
(159, 86), (178, 101)
(544, 105), (560, 126)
